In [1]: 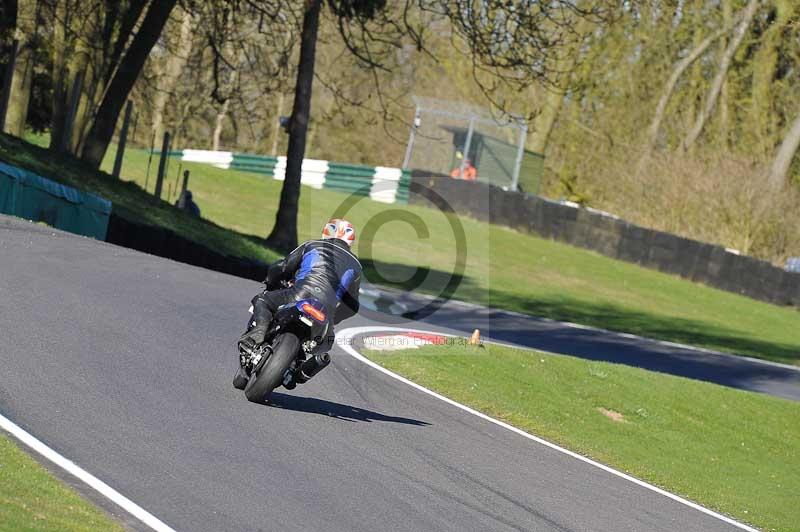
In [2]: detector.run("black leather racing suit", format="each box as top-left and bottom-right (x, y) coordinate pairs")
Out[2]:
(242, 238), (362, 347)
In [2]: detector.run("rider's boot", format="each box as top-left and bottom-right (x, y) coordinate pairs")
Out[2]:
(233, 323), (266, 390)
(237, 294), (274, 351)
(237, 324), (268, 351)
(233, 295), (274, 389)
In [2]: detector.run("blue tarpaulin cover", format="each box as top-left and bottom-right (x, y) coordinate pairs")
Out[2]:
(0, 161), (112, 240)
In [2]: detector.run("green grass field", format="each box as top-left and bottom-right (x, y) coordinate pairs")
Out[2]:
(366, 342), (800, 532)
(1, 133), (799, 365)
(0, 134), (278, 263)
(1, 133), (798, 529)
(0, 434), (123, 531)
(101, 141), (800, 366)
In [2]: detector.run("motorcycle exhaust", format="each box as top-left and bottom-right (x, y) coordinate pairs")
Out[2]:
(295, 353), (331, 383)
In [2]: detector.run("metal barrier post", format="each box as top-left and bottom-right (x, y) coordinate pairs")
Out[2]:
(458, 116), (475, 178)
(154, 132), (171, 199)
(402, 105), (420, 169)
(177, 170), (190, 208)
(511, 122), (528, 191)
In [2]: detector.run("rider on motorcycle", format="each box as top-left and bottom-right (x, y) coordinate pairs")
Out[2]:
(237, 219), (362, 384)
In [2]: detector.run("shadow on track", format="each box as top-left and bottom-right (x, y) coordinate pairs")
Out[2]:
(268, 392), (430, 426)
(362, 259), (800, 366)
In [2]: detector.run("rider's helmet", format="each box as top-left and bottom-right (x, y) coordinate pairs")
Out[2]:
(322, 219), (356, 247)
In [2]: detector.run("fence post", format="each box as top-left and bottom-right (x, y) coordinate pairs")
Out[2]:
(402, 105), (420, 169)
(170, 163), (182, 202)
(144, 131), (155, 192)
(154, 132), (171, 199)
(178, 170), (190, 208)
(458, 116), (476, 179)
(510, 122), (528, 192)
(0, 39), (18, 133)
(112, 100), (133, 178)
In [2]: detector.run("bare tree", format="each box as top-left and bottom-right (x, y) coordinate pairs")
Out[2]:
(682, 0), (761, 151)
(428, 0), (612, 118)
(81, 0), (178, 168)
(259, 0), (611, 250)
(47, 0), (149, 153)
(48, 0), (69, 148)
(768, 111), (800, 189)
(264, 0), (322, 251)
(3, 0), (38, 137)
(261, 0), (427, 250)
(151, 5), (197, 146)
(642, 17), (739, 158)
(749, 0), (797, 155)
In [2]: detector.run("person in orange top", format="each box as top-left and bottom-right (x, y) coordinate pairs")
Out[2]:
(450, 158), (477, 180)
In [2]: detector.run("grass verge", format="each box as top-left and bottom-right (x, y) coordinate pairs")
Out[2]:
(0, 433), (124, 531)
(365, 342), (800, 532)
(1, 133), (798, 365)
(0, 133), (279, 264)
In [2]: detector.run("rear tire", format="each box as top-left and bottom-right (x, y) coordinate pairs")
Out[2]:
(244, 333), (299, 403)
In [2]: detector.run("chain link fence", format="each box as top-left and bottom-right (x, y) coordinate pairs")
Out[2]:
(401, 96), (543, 194)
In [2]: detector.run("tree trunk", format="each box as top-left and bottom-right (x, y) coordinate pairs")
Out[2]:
(210, 48), (242, 151)
(151, 6), (195, 147)
(3, 0), (37, 137)
(265, 0), (322, 252)
(305, 117), (317, 156)
(75, 79), (107, 156)
(717, 0), (732, 147)
(643, 20), (735, 157)
(525, 16), (588, 155)
(71, 5), (104, 155)
(61, 3), (101, 154)
(49, 0), (68, 149)
(212, 97), (231, 151)
(50, 2), (95, 152)
(80, 0), (178, 169)
(74, 0), (131, 155)
(105, 0), (148, 87)
(682, 0), (761, 151)
(528, 85), (566, 155)
(768, 111), (800, 189)
(270, 91), (285, 155)
(62, 52), (91, 153)
(56, 1), (147, 154)
(750, 0), (795, 155)
(685, 0), (706, 132)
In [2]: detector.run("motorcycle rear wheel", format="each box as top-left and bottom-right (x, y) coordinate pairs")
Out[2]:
(244, 333), (299, 403)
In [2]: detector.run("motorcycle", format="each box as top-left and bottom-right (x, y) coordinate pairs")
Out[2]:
(233, 296), (332, 403)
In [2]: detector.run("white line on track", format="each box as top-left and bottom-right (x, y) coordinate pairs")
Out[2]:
(337, 325), (760, 532)
(0, 413), (177, 532)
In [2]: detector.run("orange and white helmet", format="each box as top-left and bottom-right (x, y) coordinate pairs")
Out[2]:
(322, 219), (356, 247)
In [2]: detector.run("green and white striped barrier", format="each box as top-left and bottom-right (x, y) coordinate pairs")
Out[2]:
(171, 150), (410, 204)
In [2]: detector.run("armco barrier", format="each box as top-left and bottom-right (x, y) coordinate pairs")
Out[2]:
(273, 157), (328, 189)
(166, 150), (411, 204)
(409, 175), (800, 307)
(0, 161), (112, 240)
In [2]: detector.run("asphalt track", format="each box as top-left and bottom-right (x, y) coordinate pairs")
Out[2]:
(361, 287), (800, 402)
(0, 214), (769, 531)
